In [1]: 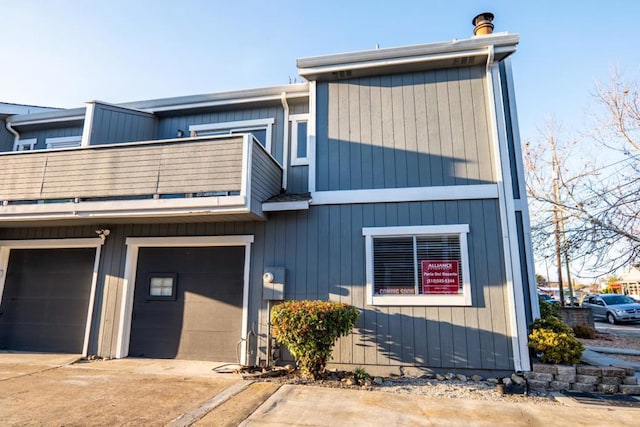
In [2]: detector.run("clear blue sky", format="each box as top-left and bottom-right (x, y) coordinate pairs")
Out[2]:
(2, 0), (638, 143)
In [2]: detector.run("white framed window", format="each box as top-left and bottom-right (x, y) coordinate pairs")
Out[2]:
(14, 138), (37, 151)
(363, 224), (472, 306)
(290, 113), (309, 166)
(189, 118), (275, 153)
(45, 136), (82, 150)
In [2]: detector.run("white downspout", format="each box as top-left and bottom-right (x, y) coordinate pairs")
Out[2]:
(5, 120), (20, 150)
(280, 92), (290, 191)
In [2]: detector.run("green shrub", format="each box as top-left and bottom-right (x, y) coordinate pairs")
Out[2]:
(572, 324), (597, 339)
(271, 300), (360, 379)
(353, 366), (371, 384)
(539, 299), (559, 319)
(528, 317), (584, 365)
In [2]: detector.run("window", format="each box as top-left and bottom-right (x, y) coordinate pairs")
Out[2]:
(45, 136), (82, 150)
(189, 118), (275, 152)
(14, 138), (37, 151)
(363, 225), (471, 306)
(290, 114), (309, 166)
(147, 273), (177, 300)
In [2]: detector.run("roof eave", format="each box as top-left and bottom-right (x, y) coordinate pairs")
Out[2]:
(297, 33), (519, 81)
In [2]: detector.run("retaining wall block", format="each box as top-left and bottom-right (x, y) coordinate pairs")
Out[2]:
(571, 383), (596, 392)
(601, 376), (622, 385)
(532, 364), (557, 374)
(575, 375), (599, 385)
(555, 373), (576, 383)
(597, 384), (619, 394)
(623, 376), (638, 385)
(526, 379), (549, 390)
(576, 366), (601, 376)
(555, 365), (576, 376)
(619, 385), (640, 395)
(550, 381), (571, 391)
(601, 367), (625, 378)
(532, 372), (554, 382)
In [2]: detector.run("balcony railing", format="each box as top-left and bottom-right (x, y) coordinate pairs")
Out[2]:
(0, 134), (282, 222)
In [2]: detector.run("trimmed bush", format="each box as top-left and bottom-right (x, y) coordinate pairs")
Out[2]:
(528, 316), (584, 365)
(572, 324), (597, 339)
(539, 299), (559, 319)
(271, 300), (360, 379)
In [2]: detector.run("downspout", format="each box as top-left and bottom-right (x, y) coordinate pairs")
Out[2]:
(5, 120), (20, 150)
(280, 92), (290, 191)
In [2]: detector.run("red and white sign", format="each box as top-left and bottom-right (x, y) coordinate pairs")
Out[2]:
(421, 260), (459, 294)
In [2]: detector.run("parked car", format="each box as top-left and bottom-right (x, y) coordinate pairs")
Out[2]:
(564, 296), (580, 306)
(538, 293), (560, 305)
(581, 294), (640, 324)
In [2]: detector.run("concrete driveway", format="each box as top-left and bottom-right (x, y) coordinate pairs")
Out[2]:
(0, 352), (243, 426)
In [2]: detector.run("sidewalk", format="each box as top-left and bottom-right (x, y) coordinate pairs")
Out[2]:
(582, 345), (640, 372)
(238, 384), (639, 427)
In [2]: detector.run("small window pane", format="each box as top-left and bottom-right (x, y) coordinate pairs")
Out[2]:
(296, 121), (308, 158)
(150, 276), (175, 297)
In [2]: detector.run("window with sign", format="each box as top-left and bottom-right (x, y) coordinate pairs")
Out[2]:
(363, 225), (471, 306)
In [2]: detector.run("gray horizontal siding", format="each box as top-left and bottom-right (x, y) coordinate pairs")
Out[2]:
(250, 142), (283, 216)
(90, 104), (156, 145)
(0, 199), (512, 371)
(316, 66), (495, 191)
(0, 137), (244, 200)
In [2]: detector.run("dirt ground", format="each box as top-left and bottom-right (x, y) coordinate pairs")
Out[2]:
(0, 358), (239, 426)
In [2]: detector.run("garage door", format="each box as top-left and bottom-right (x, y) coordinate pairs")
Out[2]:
(128, 246), (245, 361)
(0, 248), (95, 353)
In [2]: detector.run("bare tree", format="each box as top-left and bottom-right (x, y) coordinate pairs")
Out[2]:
(525, 72), (640, 276)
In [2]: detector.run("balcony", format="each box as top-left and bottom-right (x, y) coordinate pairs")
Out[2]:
(0, 135), (282, 224)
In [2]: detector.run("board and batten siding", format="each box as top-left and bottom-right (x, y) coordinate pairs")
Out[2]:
(156, 106), (285, 161)
(0, 199), (513, 371)
(89, 103), (156, 145)
(0, 137), (244, 201)
(250, 141), (283, 216)
(0, 124), (14, 152)
(17, 124), (85, 150)
(316, 66), (495, 191)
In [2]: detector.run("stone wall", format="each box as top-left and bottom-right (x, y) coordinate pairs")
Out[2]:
(526, 364), (640, 394)
(557, 307), (594, 329)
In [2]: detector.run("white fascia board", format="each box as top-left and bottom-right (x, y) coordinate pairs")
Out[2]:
(262, 200), (310, 212)
(311, 184), (498, 205)
(0, 196), (252, 221)
(297, 33), (519, 69)
(0, 238), (104, 249)
(299, 49), (489, 78)
(123, 84), (309, 112)
(9, 114), (85, 127)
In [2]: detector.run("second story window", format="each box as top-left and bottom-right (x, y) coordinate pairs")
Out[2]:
(189, 118), (275, 153)
(290, 114), (309, 166)
(45, 136), (82, 150)
(14, 138), (37, 151)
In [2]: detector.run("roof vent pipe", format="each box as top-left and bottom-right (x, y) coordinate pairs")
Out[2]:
(472, 12), (494, 36)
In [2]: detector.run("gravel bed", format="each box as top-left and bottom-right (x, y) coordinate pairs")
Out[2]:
(257, 371), (559, 405)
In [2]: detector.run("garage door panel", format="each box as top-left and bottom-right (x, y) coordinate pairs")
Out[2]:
(0, 248), (95, 353)
(129, 246), (245, 361)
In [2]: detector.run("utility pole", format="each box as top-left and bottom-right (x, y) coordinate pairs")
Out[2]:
(551, 139), (565, 306)
(560, 214), (575, 305)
